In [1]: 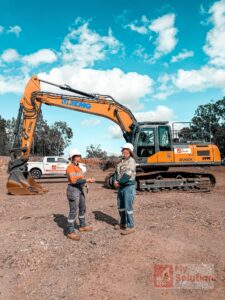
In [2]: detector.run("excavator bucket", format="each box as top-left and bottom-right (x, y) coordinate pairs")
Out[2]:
(7, 157), (47, 195)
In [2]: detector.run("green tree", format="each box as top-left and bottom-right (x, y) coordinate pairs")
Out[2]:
(86, 144), (107, 159)
(5, 117), (17, 150)
(47, 121), (73, 155)
(32, 118), (73, 156)
(5, 114), (73, 156)
(0, 116), (8, 155)
(191, 98), (225, 158)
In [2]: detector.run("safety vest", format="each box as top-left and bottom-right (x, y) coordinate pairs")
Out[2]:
(66, 163), (85, 184)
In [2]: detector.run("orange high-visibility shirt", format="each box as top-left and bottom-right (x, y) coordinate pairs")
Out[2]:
(66, 163), (85, 184)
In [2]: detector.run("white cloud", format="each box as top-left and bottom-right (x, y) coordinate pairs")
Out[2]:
(172, 66), (225, 92)
(203, 0), (225, 66)
(0, 25), (4, 34)
(133, 45), (149, 61)
(200, 3), (207, 15)
(153, 90), (174, 100)
(39, 66), (153, 109)
(125, 15), (149, 35)
(81, 119), (101, 126)
(135, 106), (174, 122)
(1, 49), (20, 63)
(107, 105), (174, 139)
(107, 125), (123, 139)
(141, 15), (149, 23)
(22, 49), (57, 67)
(149, 13), (178, 61)
(126, 23), (148, 34)
(61, 22), (122, 67)
(127, 14), (177, 62)
(0, 75), (28, 94)
(170, 49), (194, 63)
(0, 19), (153, 103)
(153, 73), (175, 99)
(7, 25), (22, 37)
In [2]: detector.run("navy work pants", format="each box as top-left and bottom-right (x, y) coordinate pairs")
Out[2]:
(117, 184), (136, 228)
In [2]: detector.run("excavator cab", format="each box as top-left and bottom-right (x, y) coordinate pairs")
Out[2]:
(134, 122), (172, 168)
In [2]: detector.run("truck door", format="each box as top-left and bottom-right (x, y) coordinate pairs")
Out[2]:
(45, 157), (57, 173)
(56, 157), (68, 174)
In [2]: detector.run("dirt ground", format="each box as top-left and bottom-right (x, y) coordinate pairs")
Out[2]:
(0, 165), (225, 300)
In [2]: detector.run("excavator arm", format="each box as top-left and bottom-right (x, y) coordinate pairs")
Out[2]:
(19, 76), (137, 157)
(7, 75), (137, 195)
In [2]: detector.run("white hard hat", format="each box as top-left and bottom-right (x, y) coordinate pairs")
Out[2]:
(69, 148), (82, 159)
(121, 143), (134, 152)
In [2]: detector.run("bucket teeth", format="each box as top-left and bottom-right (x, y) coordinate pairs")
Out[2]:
(6, 157), (47, 195)
(7, 175), (47, 195)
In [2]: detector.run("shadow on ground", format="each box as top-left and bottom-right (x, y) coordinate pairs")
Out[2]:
(53, 214), (79, 235)
(93, 210), (118, 226)
(53, 214), (67, 235)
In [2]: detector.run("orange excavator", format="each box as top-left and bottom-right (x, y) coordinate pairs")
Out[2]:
(6, 76), (221, 195)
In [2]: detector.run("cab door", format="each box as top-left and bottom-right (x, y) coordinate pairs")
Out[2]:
(157, 125), (174, 163)
(135, 127), (156, 163)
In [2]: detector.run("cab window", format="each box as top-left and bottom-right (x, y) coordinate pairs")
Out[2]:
(47, 157), (55, 163)
(137, 128), (155, 157)
(158, 126), (171, 151)
(57, 157), (67, 163)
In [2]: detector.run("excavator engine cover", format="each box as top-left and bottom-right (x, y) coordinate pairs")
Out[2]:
(7, 157), (47, 195)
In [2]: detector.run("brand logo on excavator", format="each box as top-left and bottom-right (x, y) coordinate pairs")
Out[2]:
(62, 98), (91, 109)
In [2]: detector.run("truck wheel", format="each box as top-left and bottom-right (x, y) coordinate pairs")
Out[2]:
(30, 168), (42, 179)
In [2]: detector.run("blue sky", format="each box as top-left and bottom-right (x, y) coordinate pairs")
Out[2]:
(1, 0), (225, 156)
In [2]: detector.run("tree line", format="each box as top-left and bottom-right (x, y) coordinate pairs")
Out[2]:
(178, 97), (225, 158)
(0, 114), (73, 156)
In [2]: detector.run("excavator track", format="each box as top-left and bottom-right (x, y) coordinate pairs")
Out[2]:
(104, 171), (216, 193)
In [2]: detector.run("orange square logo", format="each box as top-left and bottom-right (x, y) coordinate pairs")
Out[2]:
(153, 264), (173, 288)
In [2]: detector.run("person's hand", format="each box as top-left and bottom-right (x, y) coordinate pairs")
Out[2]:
(86, 177), (95, 183)
(114, 180), (119, 189)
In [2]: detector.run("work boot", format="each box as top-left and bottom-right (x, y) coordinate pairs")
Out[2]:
(121, 227), (135, 235)
(67, 232), (81, 241)
(114, 224), (126, 230)
(79, 226), (93, 232)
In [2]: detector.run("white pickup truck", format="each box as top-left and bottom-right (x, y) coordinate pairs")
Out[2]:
(28, 156), (87, 179)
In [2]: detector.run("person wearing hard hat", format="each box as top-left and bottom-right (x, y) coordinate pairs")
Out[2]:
(114, 143), (136, 235)
(66, 148), (95, 241)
